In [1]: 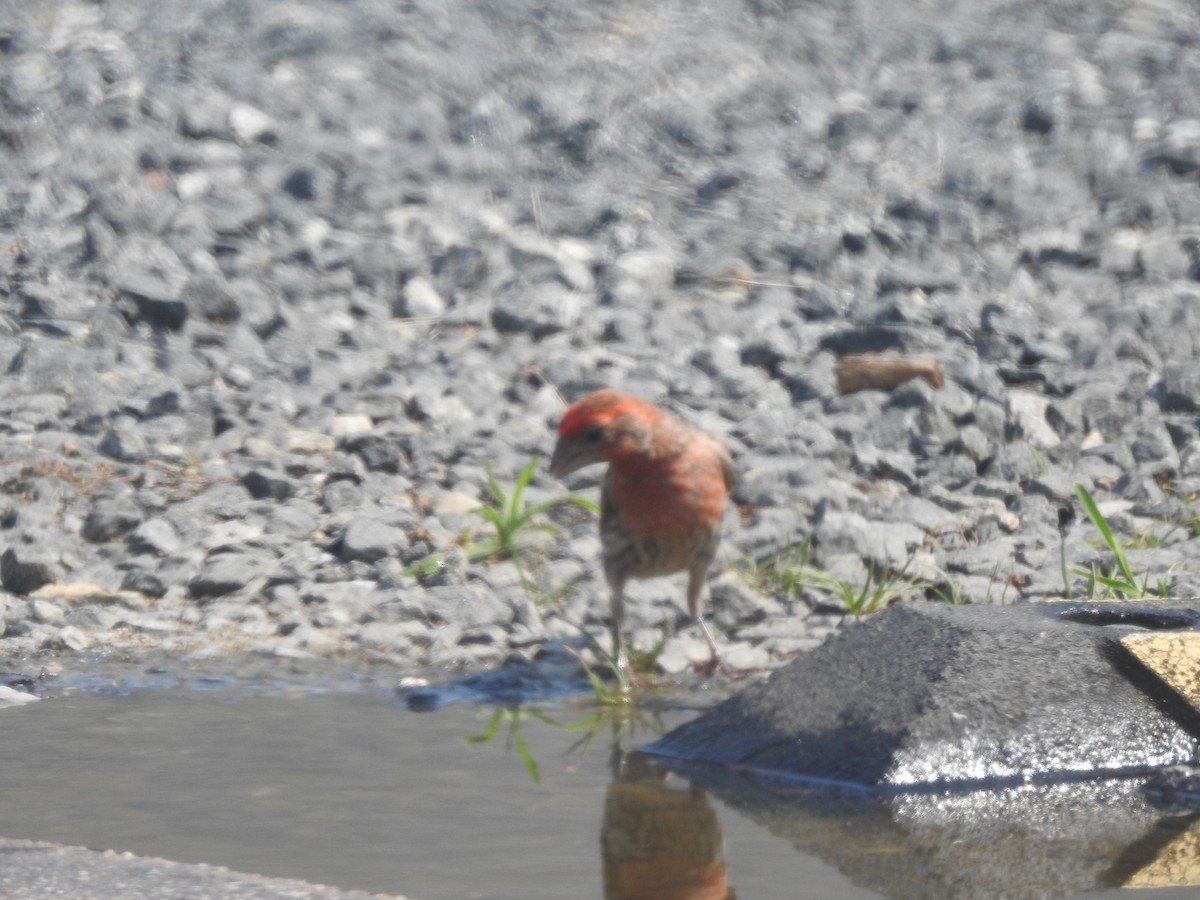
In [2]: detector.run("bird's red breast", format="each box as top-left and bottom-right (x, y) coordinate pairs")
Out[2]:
(607, 440), (730, 535)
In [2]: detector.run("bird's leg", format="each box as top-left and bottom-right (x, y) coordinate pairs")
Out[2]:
(695, 615), (722, 669)
(687, 568), (722, 675)
(609, 578), (633, 685)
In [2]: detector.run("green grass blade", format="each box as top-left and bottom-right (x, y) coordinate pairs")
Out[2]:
(515, 456), (538, 493)
(511, 719), (541, 785)
(1088, 572), (1137, 595)
(463, 708), (505, 746)
(1074, 483), (1138, 588)
(1060, 536), (1073, 600)
(565, 494), (600, 514)
(402, 553), (445, 578)
(485, 463), (507, 507)
(505, 457), (537, 523)
(522, 498), (566, 519)
(522, 708), (565, 728)
(559, 712), (605, 733)
(578, 655), (613, 702)
(463, 538), (501, 561)
(477, 506), (502, 527)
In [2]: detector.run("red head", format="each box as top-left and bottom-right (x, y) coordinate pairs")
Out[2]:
(549, 389), (665, 478)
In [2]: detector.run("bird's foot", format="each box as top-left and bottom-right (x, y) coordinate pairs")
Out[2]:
(611, 647), (643, 691)
(692, 654), (757, 681)
(612, 663), (642, 690)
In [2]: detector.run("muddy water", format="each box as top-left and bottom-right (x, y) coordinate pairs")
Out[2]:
(0, 680), (875, 899)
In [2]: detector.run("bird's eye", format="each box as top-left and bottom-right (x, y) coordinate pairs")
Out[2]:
(582, 424), (605, 444)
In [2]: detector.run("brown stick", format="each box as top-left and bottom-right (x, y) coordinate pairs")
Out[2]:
(835, 355), (944, 393)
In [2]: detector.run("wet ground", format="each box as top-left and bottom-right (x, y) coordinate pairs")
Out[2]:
(2, 669), (1199, 899)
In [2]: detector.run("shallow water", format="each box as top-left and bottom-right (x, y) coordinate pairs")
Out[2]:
(0, 679), (872, 899)
(1, 675), (1198, 899)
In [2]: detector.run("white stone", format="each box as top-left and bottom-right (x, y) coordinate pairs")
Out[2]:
(331, 414), (374, 437)
(0, 685), (39, 708)
(1007, 390), (1061, 448)
(228, 103), (276, 143)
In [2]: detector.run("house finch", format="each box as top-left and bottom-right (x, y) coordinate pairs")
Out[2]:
(549, 389), (734, 677)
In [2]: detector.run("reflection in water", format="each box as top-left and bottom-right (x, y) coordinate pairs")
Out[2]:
(456, 698), (1200, 898)
(654, 756), (1200, 900)
(460, 702), (740, 897)
(601, 751), (735, 900)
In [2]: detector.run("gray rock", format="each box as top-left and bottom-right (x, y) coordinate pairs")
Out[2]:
(339, 518), (407, 564)
(187, 553), (266, 600)
(356, 621), (426, 655)
(1127, 421), (1181, 472)
(0, 544), (64, 595)
(111, 237), (190, 330)
(81, 495), (144, 543)
(29, 598), (64, 624)
(1156, 362), (1200, 413)
(949, 424), (993, 463)
(49, 625), (92, 652)
(119, 568), (169, 598)
(490, 281), (582, 337)
(866, 494), (959, 533)
(98, 424), (149, 462)
(1025, 471), (1078, 504)
(183, 274), (241, 323)
(940, 539), (1018, 580)
(394, 584), (514, 631)
(344, 434), (408, 474)
(62, 605), (123, 631)
(707, 571), (784, 626)
(240, 469), (296, 501)
(127, 518), (183, 556)
(813, 508), (926, 565)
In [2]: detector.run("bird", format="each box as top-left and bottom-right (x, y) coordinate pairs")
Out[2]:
(549, 389), (734, 678)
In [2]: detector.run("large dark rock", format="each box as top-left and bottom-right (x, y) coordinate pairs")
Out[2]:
(644, 601), (1200, 897)
(646, 600), (1200, 789)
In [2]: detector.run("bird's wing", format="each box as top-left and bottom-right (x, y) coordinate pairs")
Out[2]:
(693, 429), (736, 492)
(717, 440), (735, 492)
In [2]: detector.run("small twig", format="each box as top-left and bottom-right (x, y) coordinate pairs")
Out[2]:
(835, 354), (944, 393)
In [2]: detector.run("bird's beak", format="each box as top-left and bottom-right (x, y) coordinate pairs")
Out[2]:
(548, 439), (572, 479)
(549, 435), (605, 479)
(549, 438), (599, 479)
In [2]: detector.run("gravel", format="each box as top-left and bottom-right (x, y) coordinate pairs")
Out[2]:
(2, 0), (1200, 685)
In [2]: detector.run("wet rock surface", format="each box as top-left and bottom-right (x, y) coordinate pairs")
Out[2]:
(645, 600), (1200, 787)
(2, 0), (1200, 687)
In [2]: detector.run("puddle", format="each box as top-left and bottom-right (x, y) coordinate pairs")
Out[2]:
(0, 676), (871, 899)
(0, 670), (1198, 899)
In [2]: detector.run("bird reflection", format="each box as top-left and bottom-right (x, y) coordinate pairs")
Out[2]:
(601, 750), (736, 900)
